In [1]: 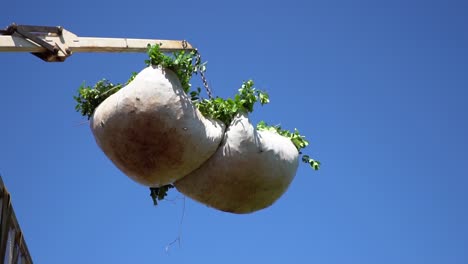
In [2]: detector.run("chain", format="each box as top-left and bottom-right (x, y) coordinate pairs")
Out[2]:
(181, 40), (213, 99)
(181, 40), (188, 49)
(194, 49), (213, 99)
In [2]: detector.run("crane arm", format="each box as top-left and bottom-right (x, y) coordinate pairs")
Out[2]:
(0, 24), (194, 62)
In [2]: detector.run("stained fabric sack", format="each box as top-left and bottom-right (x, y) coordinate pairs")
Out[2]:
(175, 113), (299, 214)
(91, 66), (225, 187)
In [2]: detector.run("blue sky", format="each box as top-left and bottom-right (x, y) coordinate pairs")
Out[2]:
(1, 0), (468, 263)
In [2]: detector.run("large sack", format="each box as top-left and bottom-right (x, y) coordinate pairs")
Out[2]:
(91, 66), (225, 187)
(175, 113), (299, 214)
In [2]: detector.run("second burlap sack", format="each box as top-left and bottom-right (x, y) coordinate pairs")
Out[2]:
(175, 113), (299, 214)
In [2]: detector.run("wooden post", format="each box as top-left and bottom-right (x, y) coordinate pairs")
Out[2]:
(0, 176), (33, 264)
(0, 181), (12, 263)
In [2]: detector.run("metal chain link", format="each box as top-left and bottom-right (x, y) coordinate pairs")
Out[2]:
(182, 40), (213, 99)
(194, 49), (214, 99)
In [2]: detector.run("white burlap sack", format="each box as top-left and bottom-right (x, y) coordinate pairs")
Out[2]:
(175, 113), (299, 214)
(91, 66), (225, 187)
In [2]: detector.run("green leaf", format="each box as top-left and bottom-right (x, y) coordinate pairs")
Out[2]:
(149, 185), (174, 206)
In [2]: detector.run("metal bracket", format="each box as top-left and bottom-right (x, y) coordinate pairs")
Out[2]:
(2, 23), (69, 62)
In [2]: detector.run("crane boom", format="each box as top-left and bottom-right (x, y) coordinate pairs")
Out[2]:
(0, 24), (194, 62)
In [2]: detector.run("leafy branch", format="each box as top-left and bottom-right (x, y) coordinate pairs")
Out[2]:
(150, 185), (175, 206)
(145, 44), (205, 93)
(73, 73), (136, 119)
(191, 79), (269, 126)
(302, 155), (321, 170)
(73, 43), (203, 120)
(257, 121), (321, 170)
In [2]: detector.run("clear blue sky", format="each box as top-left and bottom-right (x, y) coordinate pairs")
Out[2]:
(1, 0), (468, 263)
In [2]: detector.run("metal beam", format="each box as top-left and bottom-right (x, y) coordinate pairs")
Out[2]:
(0, 30), (193, 53)
(69, 37), (193, 53)
(0, 25), (195, 61)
